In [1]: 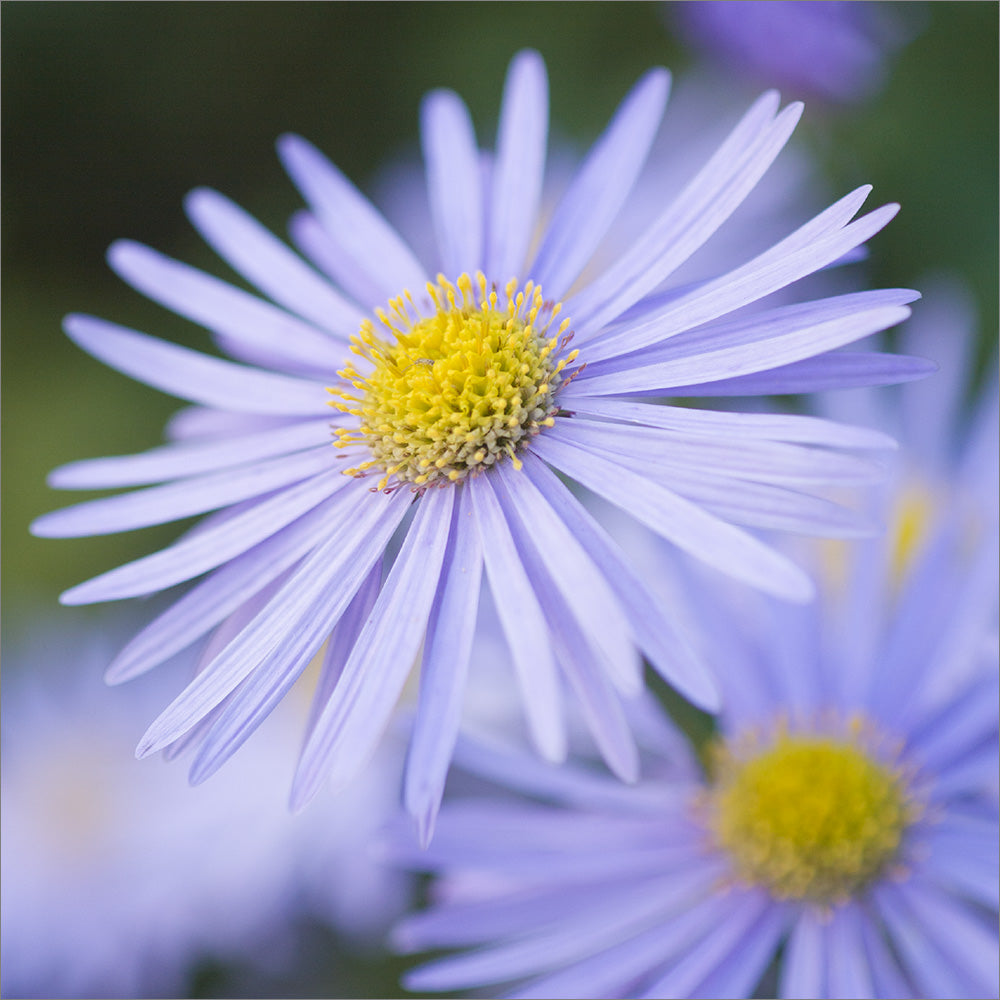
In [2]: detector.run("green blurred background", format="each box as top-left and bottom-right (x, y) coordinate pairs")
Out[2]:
(2, 2), (997, 995)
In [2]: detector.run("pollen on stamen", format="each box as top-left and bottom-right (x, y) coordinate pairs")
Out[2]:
(327, 272), (578, 491)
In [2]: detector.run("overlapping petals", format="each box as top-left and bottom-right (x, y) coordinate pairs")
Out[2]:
(35, 49), (929, 840)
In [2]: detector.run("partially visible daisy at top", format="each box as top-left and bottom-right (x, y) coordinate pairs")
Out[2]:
(32, 50), (930, 841)
(668, 1), (919, 106)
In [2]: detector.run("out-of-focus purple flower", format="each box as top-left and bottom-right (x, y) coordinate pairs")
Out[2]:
(669, 1), (916, 105)
(389, 434), (999, 997)
(32, 49), (929, 842)
(0, 616), (411, 999)
(821, 278), (998, 550)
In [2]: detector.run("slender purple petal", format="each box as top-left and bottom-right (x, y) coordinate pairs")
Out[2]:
(577, 303), (912, 395)
(34, 446), (335, 540)
(690, 901), (788, 998)
(520, 452), (717, 709)
(663, 350), (937, 396)
(451, 735), (682, 816)
(48, 419), (334, 489)
(290, 487), (455, 808)
(540, 592), (641, 783)
(823, 905), (878, 1000)
(530, 67), (670, 300)
(560, 396), (898, 450)
(184, 187), (367, 337)
(485, 50), (548, 282)
(491, 474), (639, 781)
(572, 288), (919, 385)
(877, 881), (998, 998)
(567, 89), (780, 326)
(907, 674), (1000, 777)
(107, 240), (345, 372)
(574, 96), (803, 337)
(164, 407), (299, 441)
(666, 470), (879, 538)
(421, 89), (483, 277)
(187, 561), (383, 785)
(584, 189), (898, 362)
(393, 879), (647, 954)
(62, 314), (330, 414)
(468, 474), (566, 762)
(405, 488), (484, 846)
(288, 210), (375, 307)
(59, 468), (348, 604)
(923, 819), (1000, 910)
(278, 133), (427, 305)
(494, 461), (640, 696)
(780, 910), (827, 998)
(638, 891), (775, 998)
(160, 573), (288, 760)
(891, 878), (1000, 998)
(859, 912), (916, 998)
(103, 494), (350, 683)
(390, 799), (676, 868)
(406, 870), (713, 992)
(134, 489), (411, 756)
(534, 432), (814, 601)
(501, 881), (727, 998)
(301, 562), (383, 746)
(554, 416), (886, 487)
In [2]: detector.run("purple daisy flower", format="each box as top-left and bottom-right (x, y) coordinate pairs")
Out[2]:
(389, 464), (999, 998)
(669, 1), (916, 105)
(32, 50), (928, 839)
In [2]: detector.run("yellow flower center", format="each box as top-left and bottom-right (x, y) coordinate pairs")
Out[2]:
(706, 720), (915, 904)
(891, 481), (937, 584)
(329, 273), (577, 491)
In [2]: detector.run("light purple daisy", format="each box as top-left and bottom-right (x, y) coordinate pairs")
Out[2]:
(389, 467), (999, 999)
(669, 1), (916, 105)
(32, 50), (929, 839)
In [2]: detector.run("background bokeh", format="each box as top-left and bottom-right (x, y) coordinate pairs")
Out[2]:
(2, 3), (997, 997)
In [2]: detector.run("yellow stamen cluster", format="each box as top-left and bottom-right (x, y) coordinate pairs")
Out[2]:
(329, 272), (577, 491)
(705, 718), (915, 905)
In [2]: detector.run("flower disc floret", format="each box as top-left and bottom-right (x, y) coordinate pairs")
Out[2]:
(330, 273), (576, 491)
(707, 721), (915, 904)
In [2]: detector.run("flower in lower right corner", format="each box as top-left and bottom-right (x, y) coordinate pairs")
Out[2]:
(388, 489), (999, 998)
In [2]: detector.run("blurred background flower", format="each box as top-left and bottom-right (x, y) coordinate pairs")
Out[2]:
(1, 613), (415, 999)
(666, 1), (921, 106)
(388, 403), (999, 996)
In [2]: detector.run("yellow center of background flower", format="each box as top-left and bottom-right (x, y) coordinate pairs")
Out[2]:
(330, 273), (576, 491)
(707, 724), (914, 904)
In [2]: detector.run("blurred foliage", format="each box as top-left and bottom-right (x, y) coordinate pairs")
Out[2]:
(2, 2), (997, 996)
